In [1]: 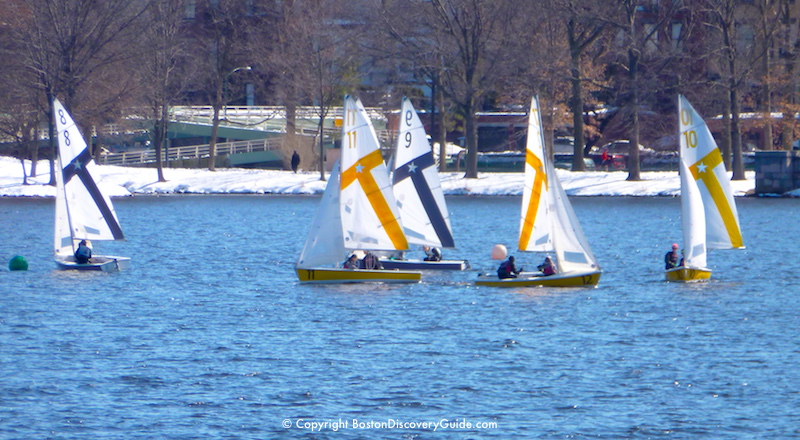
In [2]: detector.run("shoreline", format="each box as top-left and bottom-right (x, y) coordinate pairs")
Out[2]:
(0, 157), (758, 198)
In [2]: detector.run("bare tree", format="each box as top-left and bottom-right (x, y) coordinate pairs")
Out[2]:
(137, 0), (192, 182)
(376, 0), (521, 179)
(191, 0), (252, 171)
(704, 0), (760, 180)
(599, 0), (683, 181)
(564, 0), (608, 170)
(8, 0), (148, 183)
(292, 0), (361, 181)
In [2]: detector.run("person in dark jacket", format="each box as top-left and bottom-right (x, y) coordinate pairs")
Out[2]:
(344, 254), (359, 269)
(362, 251), (383, 270)
(291, 150), (300, 173)
(423, 245), (442, 261)
(497, 256), (522, 279)
(75, 240), (92, 264)
(664, 243), (680, 269)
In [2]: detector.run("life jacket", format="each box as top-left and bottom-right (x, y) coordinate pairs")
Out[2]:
(497, 261), (509, 277)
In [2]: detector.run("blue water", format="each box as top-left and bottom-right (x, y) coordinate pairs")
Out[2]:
(2, 195), (799, 439)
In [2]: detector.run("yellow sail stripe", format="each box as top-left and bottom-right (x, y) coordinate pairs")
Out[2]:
(518, 151), (548, 250)
(341, 149), (408, 249)
(688, 149), (744, 248)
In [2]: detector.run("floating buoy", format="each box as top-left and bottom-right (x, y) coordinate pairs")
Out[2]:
(491, 244), (507, 260)
(8, 255), (28, 271)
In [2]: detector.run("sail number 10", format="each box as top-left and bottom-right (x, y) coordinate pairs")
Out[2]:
(680, 108), (697, 148)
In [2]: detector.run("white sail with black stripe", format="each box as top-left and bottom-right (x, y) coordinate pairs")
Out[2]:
(52, 98), (127, 271)
(391, 97), (455, 248)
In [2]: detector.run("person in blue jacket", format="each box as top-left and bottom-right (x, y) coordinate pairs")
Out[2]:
(75, 240), (92, 264)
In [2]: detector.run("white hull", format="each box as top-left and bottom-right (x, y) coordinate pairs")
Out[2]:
(55, 255), (131, 272)
(475, 269), (601, 287)
(379, 258), (469, 271)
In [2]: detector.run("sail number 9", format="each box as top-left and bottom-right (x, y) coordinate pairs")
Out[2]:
(404, 109), (413, 148)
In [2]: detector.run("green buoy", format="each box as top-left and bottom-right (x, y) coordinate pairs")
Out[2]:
(8, 256), (28, 271)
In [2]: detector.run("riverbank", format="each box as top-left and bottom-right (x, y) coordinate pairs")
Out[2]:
(0, 156), (756, 197)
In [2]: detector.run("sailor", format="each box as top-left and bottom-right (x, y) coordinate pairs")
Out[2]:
(497, 255), (522, 279)
(344, 254), (359, 269)
(539, 255), (557, 276)
(664, 243), (680, 269)
(362, 251), (383, 270)
(423, 245), (442, 261)
(75, 240), (92, 264)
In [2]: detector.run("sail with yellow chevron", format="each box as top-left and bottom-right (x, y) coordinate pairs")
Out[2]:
(666, 95), (745, 282)
(476, 96), (601, 287)
(295, 96), (420, 283)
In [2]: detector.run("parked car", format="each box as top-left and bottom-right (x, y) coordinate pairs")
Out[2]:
(555, 157), (596, 171)
(589, 140), (653, 170)
(589, 139), (652, 156)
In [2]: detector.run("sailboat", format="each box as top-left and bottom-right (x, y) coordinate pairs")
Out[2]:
(295, 96), (421, 284)
(476, 96), (601, 287)
(666, 95), (744, 282)
(379, 97), (469, 271)
(52, 98), (129, 271)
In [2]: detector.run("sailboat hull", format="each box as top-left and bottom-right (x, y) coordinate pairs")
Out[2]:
(54, 255), (131, 272)
(379, 259), (470, 271)
(475, 270), (601, 288)
(665, 266), (711, 282)
(295, 267), (421, 284)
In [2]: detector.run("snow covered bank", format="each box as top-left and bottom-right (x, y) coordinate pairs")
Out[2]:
(0, 156), (755, 198)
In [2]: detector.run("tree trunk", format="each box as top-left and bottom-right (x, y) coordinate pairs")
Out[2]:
(730, 85), (746, 180)
(762, 47), (773, 150)
(209, 101), (221, 172)
(464, 100), (478, 178)
(569, 18), (586, 171)
(436, 81), (447, 172)
(781, 53), (796, 150)
(48, 99), (56, 186)
(317, 110), (326, 181)
(19, 159), (28, 185)
(155, 104), (167, 182)
(721, 91), (732, 169)
(30, 125), (39, 177)
(626, 48), (641, 181)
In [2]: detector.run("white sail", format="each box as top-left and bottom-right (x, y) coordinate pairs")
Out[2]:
(52, 98), (124, 258)
(296, 162), (344, 268)
(679, 159), (707, 269)
(678, 95), (744, 250)
(340, 95), (408, 251)
(518, 96), (599, 273)
(518, 96), (553, 253)
(392, 97), (454, 248)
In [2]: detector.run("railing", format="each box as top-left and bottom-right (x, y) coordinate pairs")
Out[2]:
(100, 137), (284, 166)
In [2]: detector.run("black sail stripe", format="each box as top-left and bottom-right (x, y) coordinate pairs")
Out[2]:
(62, 148), (125, 240)
(393, 151), (454, 247)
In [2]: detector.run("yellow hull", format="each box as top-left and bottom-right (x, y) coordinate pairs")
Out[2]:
(665, 267), (711, 282)
(296, 267), (421, 284)
(475, 270), (601, 288)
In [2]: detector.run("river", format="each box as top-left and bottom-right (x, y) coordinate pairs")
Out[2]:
(1, 195), (798, 438)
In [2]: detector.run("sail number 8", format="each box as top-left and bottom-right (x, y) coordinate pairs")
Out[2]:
(57, 109), (71, 146)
